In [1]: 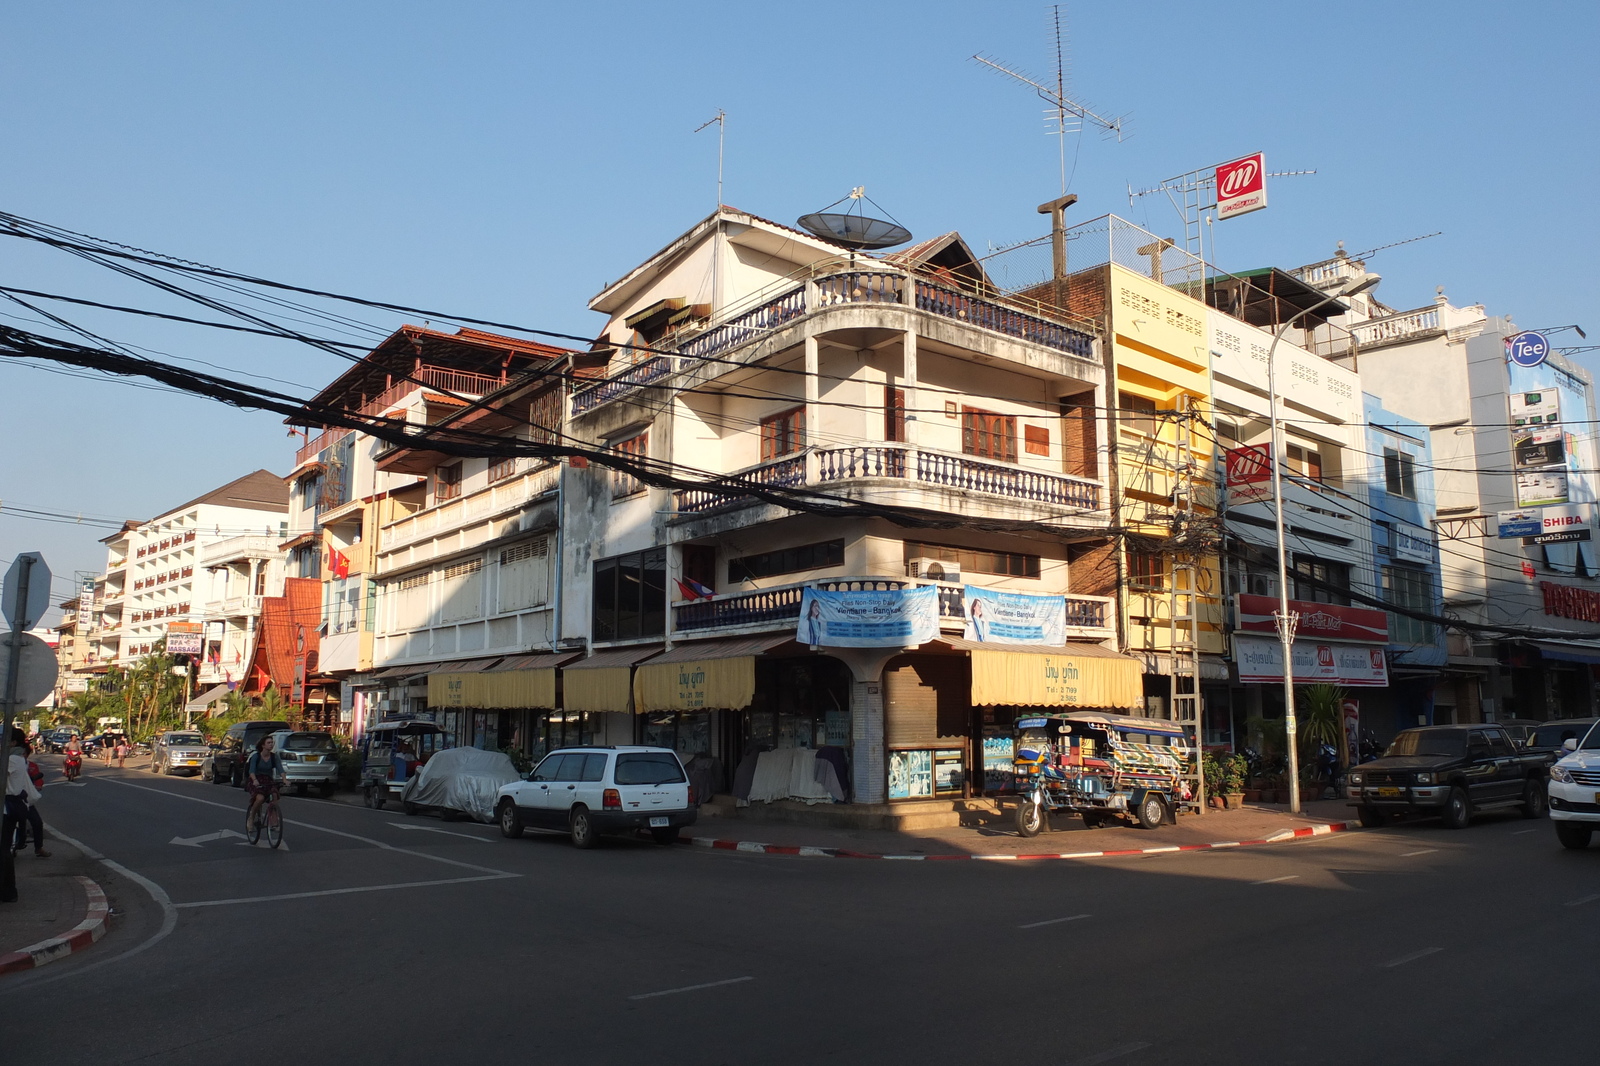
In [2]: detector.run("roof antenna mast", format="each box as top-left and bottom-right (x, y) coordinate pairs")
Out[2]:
(694, 108), (726, 209)
(694, 109), (727, 312)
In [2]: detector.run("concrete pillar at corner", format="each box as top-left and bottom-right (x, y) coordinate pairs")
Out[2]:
(901, 329), (919, 448)
(804, 335), (820, 449)
(850, 679), (886, 803)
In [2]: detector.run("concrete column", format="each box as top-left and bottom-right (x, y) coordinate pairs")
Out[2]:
(901, 329), (919, 448)
(851, 679), (886, 804)
(804, 334), (820, 448)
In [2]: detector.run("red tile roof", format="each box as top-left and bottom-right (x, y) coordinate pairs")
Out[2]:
(241, 577), (322, 696)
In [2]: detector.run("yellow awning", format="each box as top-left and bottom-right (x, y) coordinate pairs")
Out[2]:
(963, 642), (1143, 710)
(562, 645), (663, 714)
(428, 666), (555, 710)
(631, 636), (792, 713)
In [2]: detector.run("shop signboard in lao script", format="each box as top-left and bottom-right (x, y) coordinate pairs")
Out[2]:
(1510, 390), (1565, 470)
(1235, 593), (1389, 643)
(1224, 444), (1273, 507)
(797, 585), (938, 648)
(962, 586), (1066, 645)
(1498, 510), (1542, 539)
(1215, 152), (1267, 219)
(1534, 504), (1593, 544)
(1233, 634), (1388, 687)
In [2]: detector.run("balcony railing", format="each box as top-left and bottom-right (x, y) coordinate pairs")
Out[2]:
(572, 268), (1098, 416)
(294, 366), (507, 464)
(674, 445), (1100, 515)
(379, 464), (559, 554)
(201, 535), (282, 567)
(210, 595), (264, 617)
(1350, 306), (1442, 349)
(672, 575), (1115, 637)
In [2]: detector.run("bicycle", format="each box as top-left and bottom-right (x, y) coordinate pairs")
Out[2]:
(245, 784), (284, 849)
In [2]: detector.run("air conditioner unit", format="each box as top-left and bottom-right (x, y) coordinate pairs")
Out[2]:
(908, 557), (962, 583)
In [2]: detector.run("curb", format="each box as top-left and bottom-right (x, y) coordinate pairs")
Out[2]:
(0, 876), (111, 975)
(679, 820), (1360, 861)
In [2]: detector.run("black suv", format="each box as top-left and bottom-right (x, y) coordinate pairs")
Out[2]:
(1347, 724), (1548, 829)
(207, 720), (291, 786)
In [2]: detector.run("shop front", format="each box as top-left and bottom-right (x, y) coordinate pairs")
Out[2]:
(426, 652), (577, 754)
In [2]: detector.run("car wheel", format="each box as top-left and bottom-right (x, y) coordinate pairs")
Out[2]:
(498, 800), (524, 838)
(1556, 822), (1592, 850)
(569, 805), (598, 849)
(1521, 779), (1548, 819)
(1357, 804), (1386, 829)
(1015, 800), (1044, 837)
(1441, 786), (1472, 829)
(438, 808), (458, 822)
(362, 787), (375, 808)
(651, 827), (680, 845)
(1135, 793), (1166, 830)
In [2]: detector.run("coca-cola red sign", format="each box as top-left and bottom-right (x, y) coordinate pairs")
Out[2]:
(1235, 593), (1389, 643)
(1216, 152), (1268, 219)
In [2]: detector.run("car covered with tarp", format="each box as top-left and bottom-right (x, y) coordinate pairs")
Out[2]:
(399, 746), (520, 823)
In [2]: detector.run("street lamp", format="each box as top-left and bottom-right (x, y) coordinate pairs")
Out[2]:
(1267, 272), (1380, 814)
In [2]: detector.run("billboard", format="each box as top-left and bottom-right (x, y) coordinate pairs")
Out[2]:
(1533, 504), (1593, 544)
(797, 585), (938, 648)
(1216, 152), (1267, 219)
(1224, 444), (1273, 507)
(1510, 390), (1564, 470)
(962, 586), (1066, 645)
(165, 621), (203, 656)
(1498, 510), (1542, 539)
(1516, 469), (1569, 508)
(1234, 634), (1389, 687)
(1234, 593), (1389, 644)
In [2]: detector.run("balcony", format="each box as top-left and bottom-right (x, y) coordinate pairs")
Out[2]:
(571, 268), (1098, 417)
(671, 575), (1116, 641)
(208, 595), (264, 618)
(294, 366), (508, 466)
(379, 464), (559, 555)
(672, 445), (1102, 520)
(201, 535), (283, 567)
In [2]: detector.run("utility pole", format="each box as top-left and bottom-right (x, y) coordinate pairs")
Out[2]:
(2, 553), (47, 904)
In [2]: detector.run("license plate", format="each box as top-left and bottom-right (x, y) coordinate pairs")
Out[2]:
(304, 755), (320, 763)
(1594, 792), (1600, 804)
(649, 816), (669, 827)
(1378, 787), (1401, 797)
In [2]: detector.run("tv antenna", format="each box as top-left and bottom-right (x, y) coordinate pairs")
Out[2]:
(693, 109), (726, 208)
(1345, 231), (1442, 261)
(972, 5), (1126, 195)
(1128, 160), (1316, 259)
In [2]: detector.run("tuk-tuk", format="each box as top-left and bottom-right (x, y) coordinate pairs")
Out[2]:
(1012, 711), (1195, 835)
(359, 718), (452, 809)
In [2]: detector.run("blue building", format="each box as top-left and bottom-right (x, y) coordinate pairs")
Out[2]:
(1362, 393), (1448, 735)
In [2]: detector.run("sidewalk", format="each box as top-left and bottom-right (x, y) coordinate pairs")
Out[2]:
(0, 835), (110, 974)
(690, 798), (1360, 858)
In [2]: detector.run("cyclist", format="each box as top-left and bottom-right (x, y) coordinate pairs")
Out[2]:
(244, 735), (285, 831)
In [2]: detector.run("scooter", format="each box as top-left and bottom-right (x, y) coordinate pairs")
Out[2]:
(63, 751), (82, 781)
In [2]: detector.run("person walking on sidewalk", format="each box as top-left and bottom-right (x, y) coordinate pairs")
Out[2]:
(4, 728), (48, 865)
(115, 736), (130, 769)
(9, 738), (49, 859)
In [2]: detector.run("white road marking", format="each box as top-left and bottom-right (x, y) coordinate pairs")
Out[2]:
(100, 778), (516, 877)
(628, 975), (753, 1000)
(174, 873), (517, 909)
(170, 829), (247, 847)
(1068, 1042), (1153, 1065)
(1382, 947), (1443, 968)
(1400, 849), (1438, 857)
(1251, 875), (1299, 885)
(1018, 913), (1091, 929)
(391, 824), (494, 843)
(1565, 893), (1600, 907)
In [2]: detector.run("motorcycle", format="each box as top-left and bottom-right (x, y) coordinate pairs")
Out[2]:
(63, 751), (83, 781)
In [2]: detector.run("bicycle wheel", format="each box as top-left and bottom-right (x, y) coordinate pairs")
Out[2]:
(266, 803), (283, 849)
(245, 804), (261, 845)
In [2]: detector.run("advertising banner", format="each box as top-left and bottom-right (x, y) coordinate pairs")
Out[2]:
(1534, 503), (1593, 544)
(1498, 510), (1542, 539)
(962, 586), (1066, 645)
(1390, 522), (1435, 564)
(797, 584), (938, 648)
(1224, 444), (1273, 507)
(1510, 390), (1565, 469)
(165, 621), (203, 656)
(1233, 634), (1388, 687)
(1516, 469), (1569, 507)
(1234, 594), (1389, 643)
(1216, 152), (1267, 219)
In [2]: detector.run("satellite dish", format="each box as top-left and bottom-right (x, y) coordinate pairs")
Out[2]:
(797, 187), (912, 251)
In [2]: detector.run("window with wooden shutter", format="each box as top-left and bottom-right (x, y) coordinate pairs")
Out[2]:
(961, 407), (1017, 462)
(612, 432), (648, 498)
(885, 387), (906, 442)
(760, 406), (805, 461)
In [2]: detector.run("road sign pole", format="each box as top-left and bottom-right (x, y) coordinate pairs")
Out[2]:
(0, 555), (35, 903)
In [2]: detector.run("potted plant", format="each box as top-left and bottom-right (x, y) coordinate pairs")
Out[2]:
(1222, 754), (1247, 809)
(1202, 753), (1226, 808)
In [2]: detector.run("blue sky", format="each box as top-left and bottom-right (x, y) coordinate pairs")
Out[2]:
(3, 0), (1597, 610)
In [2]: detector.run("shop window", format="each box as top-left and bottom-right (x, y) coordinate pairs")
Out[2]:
(1119, 392), (1159, 437)
(885, 387), (906, 442)
(435, 462), (463, 502)
(962, 407), (1017, 462)
(612, 431), (648, 498)
(1292, 556), (1351, 605)
(761, 406), (805, 461)
(1128, 550), (1166, 590)
(903, 541), (1041, 579)
(592, 548), (665, 642)
(1384, 448), (1416, 499)
(1385, 564), (1435, 645)
(728, 539), (845, 583)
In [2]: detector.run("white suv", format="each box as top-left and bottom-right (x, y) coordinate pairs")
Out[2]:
(495, 746), (697, 849)
(1547, 722), (1600, 849)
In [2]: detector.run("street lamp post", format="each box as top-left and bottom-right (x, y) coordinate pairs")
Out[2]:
(1266, 273), (1379, 814)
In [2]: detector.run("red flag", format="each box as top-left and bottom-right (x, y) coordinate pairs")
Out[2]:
(331, 548), (351, 580)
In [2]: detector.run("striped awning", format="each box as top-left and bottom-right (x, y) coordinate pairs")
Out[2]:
(562, 645), (663, 714)
(633, 635), (794, 713)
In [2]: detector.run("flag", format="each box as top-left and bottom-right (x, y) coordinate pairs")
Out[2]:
(676, 577), (715, 600)
(330, 547), (351, 580)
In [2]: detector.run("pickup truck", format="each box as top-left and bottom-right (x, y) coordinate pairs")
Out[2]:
(1347, 724), (1547, 829)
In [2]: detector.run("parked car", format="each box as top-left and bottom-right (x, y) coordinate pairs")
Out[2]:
(268, 730), (341, 797)
(201, 720), (291, 786)
(1347, 724), (1547, 829)
(400, 746), (520, 822)
(495, 746), (698, 848)
(149, 730), (212, 776)
(42, 729), (80, 754)
(1547, 722), (1600, 849)
(1523, 718), (1599, 766)
(1499, 719), (1541, 747)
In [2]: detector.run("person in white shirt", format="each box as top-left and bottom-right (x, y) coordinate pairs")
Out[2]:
(4, 728), (46, 860)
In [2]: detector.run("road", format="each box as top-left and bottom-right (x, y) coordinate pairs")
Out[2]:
(9, 756), (1597, 1066)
